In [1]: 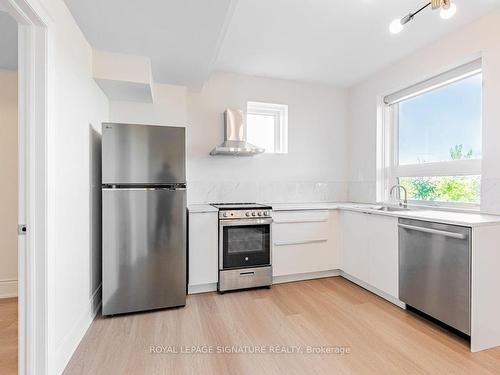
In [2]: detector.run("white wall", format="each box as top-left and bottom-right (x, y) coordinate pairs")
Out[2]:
(110, 82), (187, 125)
(0, 69), (18, 298)
(348, 9), (500, 214)
(110, 72), (349, 204)
(34, 0), (109, 373)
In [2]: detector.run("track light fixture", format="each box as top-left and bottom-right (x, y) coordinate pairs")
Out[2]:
(389, 0), (457, 34)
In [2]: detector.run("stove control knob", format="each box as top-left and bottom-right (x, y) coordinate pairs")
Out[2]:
(252, 212), (256, 216)
(264, 211), (268, 216)
(223, 212), (228, 217)
(246, 212), (250, 217)
(258, 212), (262, 216)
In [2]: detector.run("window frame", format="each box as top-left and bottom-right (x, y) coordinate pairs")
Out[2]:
(246, 101), (288, 154)
(379, 62), (483, 209)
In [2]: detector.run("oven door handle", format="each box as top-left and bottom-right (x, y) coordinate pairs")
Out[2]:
(219, 218), (273, 226)
(239, 271), (255, 277)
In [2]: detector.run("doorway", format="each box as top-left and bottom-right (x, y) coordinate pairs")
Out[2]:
(0, 0), (49, 373)
(0, 9), (19, 374)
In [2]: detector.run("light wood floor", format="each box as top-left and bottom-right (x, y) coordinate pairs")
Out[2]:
(0, 298), (18, 375)
(64, 277), (500, 374)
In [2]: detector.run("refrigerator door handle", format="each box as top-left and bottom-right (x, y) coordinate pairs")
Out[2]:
(102, 187), (187, 191)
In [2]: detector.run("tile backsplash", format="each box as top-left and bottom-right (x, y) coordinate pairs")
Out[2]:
(347, 181), (377, 204)
(188, 178), (500, 212)
(480, 178), (500, 215)
(187, 181), (348, 204)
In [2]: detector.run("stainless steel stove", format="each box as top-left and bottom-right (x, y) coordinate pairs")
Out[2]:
(211, 203), (273, 292)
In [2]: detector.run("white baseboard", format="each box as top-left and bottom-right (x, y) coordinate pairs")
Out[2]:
(0, 279), (18, 298)
(56, 284), (102, 375)
(188, 282), (217, 294)
(273, 269), (341, 284)
(340, 271), (406, 309)
(187, 271), (342, 294)
(186, 271), (406, 313)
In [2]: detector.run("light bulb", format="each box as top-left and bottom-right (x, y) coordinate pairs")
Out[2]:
(440, 2), (457, 19)
(389, 18), (404, 34)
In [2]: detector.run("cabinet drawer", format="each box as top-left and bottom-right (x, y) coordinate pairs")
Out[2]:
(273, 210), (329, 224)
(273, 241), (334, 276)
(273, 210), (329, 245)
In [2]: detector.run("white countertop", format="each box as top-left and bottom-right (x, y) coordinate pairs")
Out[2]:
(188, 201), (500, 227)
(271, 202), (500, 227)
(187, 204), (218, 213)
(271, 202), (343, 211)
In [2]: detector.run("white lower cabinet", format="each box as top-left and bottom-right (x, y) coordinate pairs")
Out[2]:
(367, 214), (398, 298)
(340, 211), (398, 298)
(187, 208), (397, 299)
(340, 211), (370, 282)
(188, 211), (219, 287)
(272, 210), (338, 277)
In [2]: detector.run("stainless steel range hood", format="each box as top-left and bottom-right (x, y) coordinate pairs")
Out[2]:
(210, 109), (265, 156)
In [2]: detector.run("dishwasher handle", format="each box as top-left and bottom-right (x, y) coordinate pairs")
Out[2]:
(398, 223), (467, 240)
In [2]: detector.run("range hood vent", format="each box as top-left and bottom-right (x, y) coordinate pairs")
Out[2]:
(210, 109), (265, 156)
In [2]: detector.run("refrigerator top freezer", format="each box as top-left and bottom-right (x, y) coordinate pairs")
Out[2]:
(102, 122), (186, 185)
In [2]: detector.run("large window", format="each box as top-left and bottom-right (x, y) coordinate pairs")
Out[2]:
(381, 59), (482, 207)
(246, 101), (288, 154)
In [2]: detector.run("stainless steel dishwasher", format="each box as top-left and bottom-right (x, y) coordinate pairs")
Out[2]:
(398, 218), (471, 335)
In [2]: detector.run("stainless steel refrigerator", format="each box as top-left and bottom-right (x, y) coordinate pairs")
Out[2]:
(101, 123), (186, 315)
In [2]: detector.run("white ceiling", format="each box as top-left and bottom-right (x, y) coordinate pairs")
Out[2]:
(64, 0), (500, 88)
(216, 0), (500, 87)
(0, 11), (18, 70)
(64, 0), (235, 86)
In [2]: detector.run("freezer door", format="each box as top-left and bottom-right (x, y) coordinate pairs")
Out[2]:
(102, 123), (186, 184)
(102, 188), (186, 315)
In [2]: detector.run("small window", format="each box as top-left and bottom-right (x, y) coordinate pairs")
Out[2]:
(379, 59), (482, 208)
(246, 101), (288, 154)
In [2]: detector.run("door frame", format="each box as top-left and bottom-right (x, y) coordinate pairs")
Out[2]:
(2, 0), (50, 373)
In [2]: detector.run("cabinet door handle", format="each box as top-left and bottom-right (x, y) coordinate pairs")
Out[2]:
(273, 218), (328, 224)
(274, 238), (328, 246)
(398, 223), (467, 240)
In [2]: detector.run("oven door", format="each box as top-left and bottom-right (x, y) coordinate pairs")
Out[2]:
(219, 218), (272, 269)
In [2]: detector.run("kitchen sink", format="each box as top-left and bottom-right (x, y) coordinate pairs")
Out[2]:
(375, 206), (410, 212)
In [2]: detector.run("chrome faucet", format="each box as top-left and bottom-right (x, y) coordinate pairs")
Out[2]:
(390, 184), (408, 208)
